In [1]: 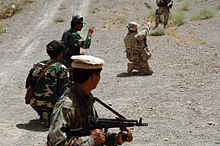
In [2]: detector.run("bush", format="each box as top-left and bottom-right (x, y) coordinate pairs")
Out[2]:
(150, 27), (165, 36)
(0, 1), (24, 19)
(59, 3), (66, 10)
(117, 14), (127, 23)
(181, 0), (192, 11)
(24, 0), (34, 3)
(55, 16), (65, 22)
(191, 7), (216, 20)
(171, 10), (187, 26)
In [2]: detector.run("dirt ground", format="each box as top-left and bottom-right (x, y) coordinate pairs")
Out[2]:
(0, 0), (219, 145)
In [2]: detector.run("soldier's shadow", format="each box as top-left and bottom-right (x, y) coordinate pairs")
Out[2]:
(117, 72), (150, 77)
(16, 119), (48, 132)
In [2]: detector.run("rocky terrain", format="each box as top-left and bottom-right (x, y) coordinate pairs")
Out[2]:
(0, 0), (219, 145)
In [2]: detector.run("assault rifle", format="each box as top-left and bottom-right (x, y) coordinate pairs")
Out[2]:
(66, 117), (147, 140)
(64, 97), (148, 141)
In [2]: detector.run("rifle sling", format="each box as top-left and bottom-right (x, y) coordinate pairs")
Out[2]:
(33, 61), (55, 89)
(94, 97), (126, 119)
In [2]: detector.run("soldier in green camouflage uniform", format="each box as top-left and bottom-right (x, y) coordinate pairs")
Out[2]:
(25, 40), (68, 126)
(61, 14), (94, 68)
(124, 21), (153, 75)
(47, 55), (133, 146)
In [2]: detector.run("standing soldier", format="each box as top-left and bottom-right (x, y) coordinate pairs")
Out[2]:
(25, 40), (68, 127)
(61, 14), (94, 68)
(155, 0), (173, 28)
(124, 19), (153, 75)
(47, 55), (133, 145)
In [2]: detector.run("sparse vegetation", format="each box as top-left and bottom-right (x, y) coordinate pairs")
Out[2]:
(89, 6), (100, 13)
(218, 0), (220, 9)
(0, 0), (34, 19)
(117, 13), (127, 23)
(59, 3), (66, 10)
(148, 9), (156, 18)
(170, 9), (187, 26)
(0, 22), (6, 33)
(181, 0), (192, 11)
(24, 0), (34, 3)
(191, 7), (216, 20)
(55, 16), (65, 22)
(150, 27), (165, 36)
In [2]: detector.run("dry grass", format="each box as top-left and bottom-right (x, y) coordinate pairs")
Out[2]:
(0, 0), (34, 19)
(55, 16), (65, 22)
(191, 7), (216, 20)
(0, 22), (6, 33)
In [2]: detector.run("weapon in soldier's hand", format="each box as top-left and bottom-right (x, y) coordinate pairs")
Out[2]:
(66, 117), (148, 141)
(64, 97), (148, 141)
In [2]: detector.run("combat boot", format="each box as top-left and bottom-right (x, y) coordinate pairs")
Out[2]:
(127, 63), (133, 74)
(40, 112), (50, 128)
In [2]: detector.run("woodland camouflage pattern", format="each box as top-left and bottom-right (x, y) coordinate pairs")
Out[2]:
(61, 28), (92, 67)
(25, 59), (68, 116)
(47, 83), (119, 146)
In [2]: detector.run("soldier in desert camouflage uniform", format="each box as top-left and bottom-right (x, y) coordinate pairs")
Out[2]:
(61, 14), (94, 68)
(155, 0), (173, 28)
(124, 20), (153, 75)
(47, 55), (133, 146)
(25, 40), (68, 126)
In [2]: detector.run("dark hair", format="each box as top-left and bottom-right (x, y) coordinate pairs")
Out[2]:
(46, 40), (64, 59)
(70, 68), (102, 83)
(71, 21), (81, 29)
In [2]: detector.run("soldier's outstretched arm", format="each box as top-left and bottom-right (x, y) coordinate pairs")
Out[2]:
(135, 18), (152, 41)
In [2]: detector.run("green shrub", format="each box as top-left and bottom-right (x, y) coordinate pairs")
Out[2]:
(171, 10), (187, 26)
(150, 27), (165, 36)
(24, 0), (34, 3)
(181, 0), (192, 11)
(59, 3), (66, 10)
(191, 7), (216, 20)
(55, 16), (65, 22)
(0, 22), (6, 33)
(117, 14), (127, 23)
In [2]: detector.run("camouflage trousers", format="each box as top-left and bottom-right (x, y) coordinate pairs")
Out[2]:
(155, 7), (170, 28)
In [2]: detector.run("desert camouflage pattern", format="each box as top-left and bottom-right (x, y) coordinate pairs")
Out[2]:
(47, 83), (119, 146)
(155, 0), (173, 28)
(61, 28), (92, 67)
(124, 26), (153, 74)
(25, 59), (68, 116)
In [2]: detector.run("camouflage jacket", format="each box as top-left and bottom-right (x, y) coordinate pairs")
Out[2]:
(61, 28), (92, 67)
(25, 59), (68, 114)
(47, 83), (119, 146)
(124, 25), (150, 61)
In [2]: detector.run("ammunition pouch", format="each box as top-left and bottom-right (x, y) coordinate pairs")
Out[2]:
(141, 48), (151, 61)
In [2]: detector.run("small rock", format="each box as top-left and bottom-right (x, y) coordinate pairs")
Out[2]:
(164, 138), (169, 141)
(11, 5), (16, 9)
(215, 141), (220, 144)
(207, 121), (215, 126)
